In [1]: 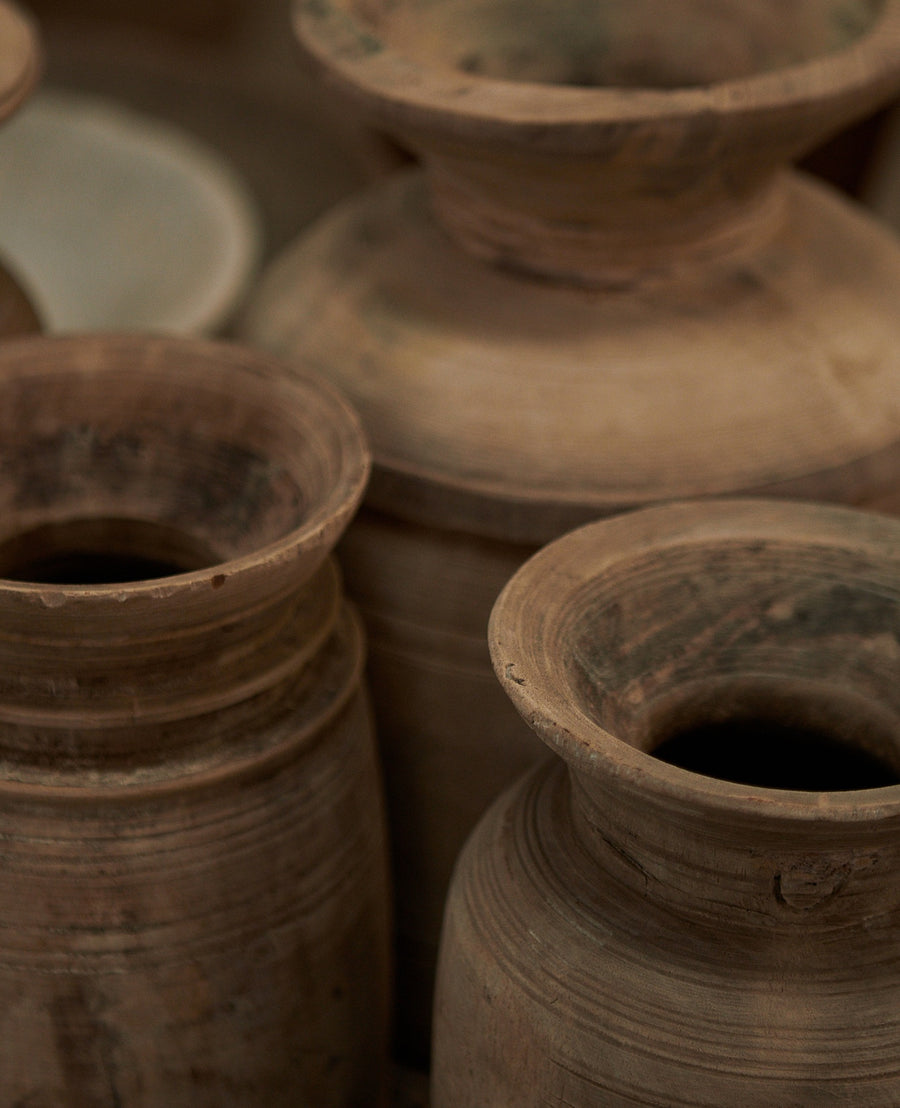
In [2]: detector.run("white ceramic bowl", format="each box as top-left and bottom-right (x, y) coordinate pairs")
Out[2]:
(0, 89), (263, 334)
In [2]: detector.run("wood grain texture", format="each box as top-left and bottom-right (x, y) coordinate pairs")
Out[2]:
(243, 0), (900, 1064)
(0, 334), (390, 1106)
(432, 499), (900, 1106)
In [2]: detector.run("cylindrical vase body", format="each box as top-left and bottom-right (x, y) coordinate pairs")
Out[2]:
(0, 334), (390, 1106)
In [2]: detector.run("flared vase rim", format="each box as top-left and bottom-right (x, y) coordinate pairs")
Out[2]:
(0, 332), (371, 616)
(489, 497), (900, 825)
(294, 0), (900, 146)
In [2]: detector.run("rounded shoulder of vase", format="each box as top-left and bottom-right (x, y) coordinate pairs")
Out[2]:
(434, 754), (900, 1105)
(245, 169), (900, 542)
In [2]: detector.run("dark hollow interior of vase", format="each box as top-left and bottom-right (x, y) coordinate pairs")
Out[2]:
(0, 518), (219, 584)
(653, 716), (900, 791)
(0, 399), (310, 584)
(567, 547), (900, 797)
(375, 0), (883, 87)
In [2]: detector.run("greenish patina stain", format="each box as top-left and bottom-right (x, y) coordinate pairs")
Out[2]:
(301, 0), (384, 56)
(353, 32), (385, 56)
(831, 0), (882, 45)
(302, 0), (329, 17)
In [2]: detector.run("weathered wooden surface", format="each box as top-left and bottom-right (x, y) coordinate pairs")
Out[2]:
(0, 334), (391, 1106)
(244, 0), (900, 1066)
(432, 499), (900, 1106)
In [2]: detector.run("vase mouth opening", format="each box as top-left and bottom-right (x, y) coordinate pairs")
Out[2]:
(0, 517), (219, 585)
(643, 690), (900, 793)
(299, 0), (897, 133)
(490, 499), (900, 818)
(0, 334), (369, 608)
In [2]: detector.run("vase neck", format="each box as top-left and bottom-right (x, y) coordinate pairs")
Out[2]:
(425, 154), (788, 286)
(569, 770), (900, 930)
(0, 558), (342, 769)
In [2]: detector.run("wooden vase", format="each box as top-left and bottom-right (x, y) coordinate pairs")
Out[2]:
(0, 333), (391, 1106)
(434, 498), (900, 1106)
(242, 0), (900, 1064)
(0, 0), (43, 334)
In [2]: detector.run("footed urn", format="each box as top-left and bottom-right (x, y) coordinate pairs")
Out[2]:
(244, 0), (900, 1062)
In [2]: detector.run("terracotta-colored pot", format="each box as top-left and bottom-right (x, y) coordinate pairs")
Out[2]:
(434, 499), (900, 1106)
(0, 0), (43, 334)
(0, 334), (390, 1106)
(242, 0), (900, 1063)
